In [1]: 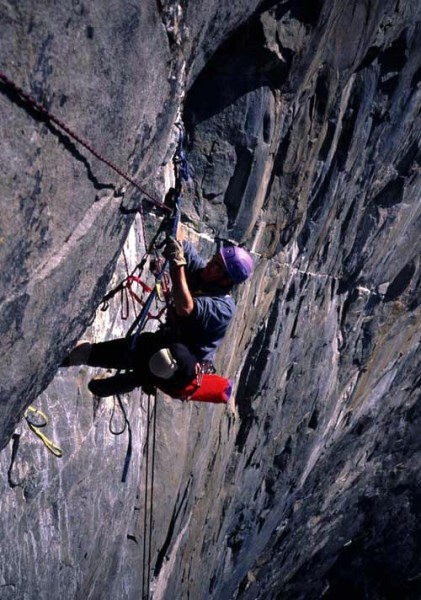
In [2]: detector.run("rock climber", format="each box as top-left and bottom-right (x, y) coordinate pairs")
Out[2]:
(63, 236), (254, 398)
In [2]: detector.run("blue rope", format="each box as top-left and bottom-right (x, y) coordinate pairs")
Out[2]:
(129, 193), (181, 349)
(129, 125), (186, 348)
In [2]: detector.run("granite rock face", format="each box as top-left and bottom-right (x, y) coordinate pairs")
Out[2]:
(0, 1), (420, 599)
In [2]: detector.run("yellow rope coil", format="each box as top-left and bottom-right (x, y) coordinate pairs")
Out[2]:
(24, 406), (63, 458)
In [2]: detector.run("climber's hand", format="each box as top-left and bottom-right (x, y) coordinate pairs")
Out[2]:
(163, 236), (186, 267)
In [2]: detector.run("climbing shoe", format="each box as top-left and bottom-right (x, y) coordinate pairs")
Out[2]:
(88, 373), (139, 397)
(61, 341), (92, 366)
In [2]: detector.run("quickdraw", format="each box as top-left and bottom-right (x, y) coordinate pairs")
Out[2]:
(102, 243), (172, 318)
(103, 274), (169, 322)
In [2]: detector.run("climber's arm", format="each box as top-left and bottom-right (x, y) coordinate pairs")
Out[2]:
(169, 264), (194, 316)
(164, 236), (194, 316)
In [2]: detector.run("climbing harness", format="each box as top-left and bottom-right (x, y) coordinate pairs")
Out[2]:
(0, 70), (170, 211)
(24, 406), (63, 458)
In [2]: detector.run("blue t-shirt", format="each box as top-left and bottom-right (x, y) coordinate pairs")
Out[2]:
(169, 242), (235, 362)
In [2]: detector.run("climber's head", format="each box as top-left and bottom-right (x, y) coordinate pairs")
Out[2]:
(201, 245), (253, 286)
(219, 245), (254, 283)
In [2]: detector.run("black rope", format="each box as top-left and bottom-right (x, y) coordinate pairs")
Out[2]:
(107, 394), (133, 484)
(142, 393), (151, 600)
(140, 389), (159, 600)
(148, 390), (158, 593)
(7, 433), (22, 488)
(109, 395), (128, 436)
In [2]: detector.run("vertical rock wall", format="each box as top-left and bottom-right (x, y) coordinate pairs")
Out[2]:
(0, 1), (420, 599)
(0, 0), (181, 446)
(162, 1), (421, 598)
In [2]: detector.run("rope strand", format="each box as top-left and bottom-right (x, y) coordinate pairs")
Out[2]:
(147, 392), (158, 595)
(142, 393), (151, 600)
(0, 70), (170, 212)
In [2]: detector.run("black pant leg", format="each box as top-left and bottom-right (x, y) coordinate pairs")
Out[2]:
(88, 333), (164, 378)
(88, 337), (136, 370)
(168, 342), (198, 387)
(137, 336), (198, 388)
(88, 332), (198, 390)
(88, 372), (142, 397)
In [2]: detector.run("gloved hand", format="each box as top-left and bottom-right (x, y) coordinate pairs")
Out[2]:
(163, 236), (187, 267)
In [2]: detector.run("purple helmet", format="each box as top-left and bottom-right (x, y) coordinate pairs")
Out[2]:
(219, 246), (254, 283)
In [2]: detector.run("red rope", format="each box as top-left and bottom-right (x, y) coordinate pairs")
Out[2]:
(0, 70), (171, 212)
(121, 249), (138, 319)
